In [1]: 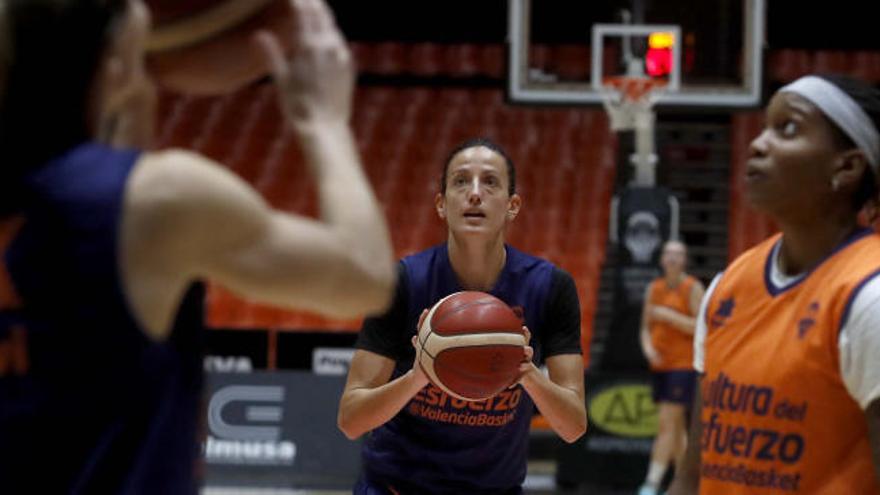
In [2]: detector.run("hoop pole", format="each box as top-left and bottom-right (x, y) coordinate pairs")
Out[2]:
(632, 109), (657, 187)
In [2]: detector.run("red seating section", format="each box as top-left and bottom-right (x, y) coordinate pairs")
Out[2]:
(768, 50), (880, 84)
(155, 83), (617, 363)
(350, 42), (616, 82)
(351, 42), (506, 78)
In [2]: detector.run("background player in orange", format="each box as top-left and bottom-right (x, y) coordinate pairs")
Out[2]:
(638, 240), (704, 495)
(337, 139), (587, 494)
(670, 74), (880, 494)
(0, 0), (393, 492)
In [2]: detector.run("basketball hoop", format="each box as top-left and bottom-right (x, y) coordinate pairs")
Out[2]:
(600, 76), (666, 186)
(600, 76), (667, 131)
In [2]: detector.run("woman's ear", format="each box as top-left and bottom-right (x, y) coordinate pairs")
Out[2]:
(435, 192), (446, 220)
(506, 193), (522, 221)
(831, 149), (870, 193)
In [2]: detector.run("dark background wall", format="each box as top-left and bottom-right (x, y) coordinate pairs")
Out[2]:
(326, 0), (877, 50)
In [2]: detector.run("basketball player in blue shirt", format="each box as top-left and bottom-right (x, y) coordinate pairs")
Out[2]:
(0, 0), (394, 493)
(338, 138), (588, 494)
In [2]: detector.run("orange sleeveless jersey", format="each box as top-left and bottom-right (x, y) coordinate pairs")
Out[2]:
(648, 275), (697, 371)
(700, 230), (880, 494)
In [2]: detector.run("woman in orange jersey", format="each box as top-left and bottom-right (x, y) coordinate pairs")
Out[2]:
(638, 240), (705, 495)
(670, 74), (880, 494)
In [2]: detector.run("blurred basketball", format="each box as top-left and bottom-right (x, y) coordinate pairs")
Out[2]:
(144, 0), (294, 95)
(417, 292), (526, 401)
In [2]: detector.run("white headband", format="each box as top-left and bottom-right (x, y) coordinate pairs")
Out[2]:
(780, 75), (880, 174)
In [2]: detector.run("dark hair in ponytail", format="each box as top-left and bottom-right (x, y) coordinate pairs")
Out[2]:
(0, 0), (127, 215)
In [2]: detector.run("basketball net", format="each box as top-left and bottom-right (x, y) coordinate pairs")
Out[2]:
(600, 76), (666, 132)
(600, 76), (666, 186)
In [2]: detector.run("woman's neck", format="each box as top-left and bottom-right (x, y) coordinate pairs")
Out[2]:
(447, 233), (507, 291)
(664, 271), (685, 287)
(777, 214), (860, 275)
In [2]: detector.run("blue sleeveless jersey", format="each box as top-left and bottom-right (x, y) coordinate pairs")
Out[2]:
(0, 143), (204, 494)
(361, 244), (557, 494)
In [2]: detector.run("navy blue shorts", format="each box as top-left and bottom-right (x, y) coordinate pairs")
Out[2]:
(651, 370), (697, 405)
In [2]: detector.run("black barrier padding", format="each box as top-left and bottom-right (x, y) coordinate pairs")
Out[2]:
(276, 332), (358, 370)
(205, 329), (268, 369)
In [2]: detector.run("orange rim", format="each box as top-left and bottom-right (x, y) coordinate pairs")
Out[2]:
(602, 76), (667, 101)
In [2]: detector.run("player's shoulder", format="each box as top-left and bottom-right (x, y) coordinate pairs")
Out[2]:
(125, 149), (201, 225)
(400, 244), (445, 275)
(133, 148), (222, 193)
(397, 244), (447, 290)
(684, 273), (704, 290)
(548, 267), (579, 304)
(505, 246), (567, 297)
(125, 148), (274, 258)
(840, 228), (880, 260)
(401, 244), (445, 265)
(734, 232), (781, 263)
(723, 232), (781, 278)
(506, 244), (556, 272)
(130, 148), (266, 218)
(807, 228), (880, 288)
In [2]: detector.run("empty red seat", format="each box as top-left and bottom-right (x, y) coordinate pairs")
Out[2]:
(478, 44), (505, 78)
(408, 43), (441, 76)
(374, 42), (406, 75)
(550, 45), (591, 81)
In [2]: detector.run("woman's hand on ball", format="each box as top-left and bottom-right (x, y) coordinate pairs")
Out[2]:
(512, 326), (538, 386)
(409, 335), (430, 389)
(521, 326), (533, 368)
(519, 345), (535, 372)
(409, 310), (431, 389)
(416, 308), (429, 330)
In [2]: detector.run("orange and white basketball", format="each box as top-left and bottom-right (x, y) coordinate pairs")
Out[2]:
(417, 291), (527, 402)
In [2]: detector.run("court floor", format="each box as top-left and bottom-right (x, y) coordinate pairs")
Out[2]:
(202, 460), (638, 495)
